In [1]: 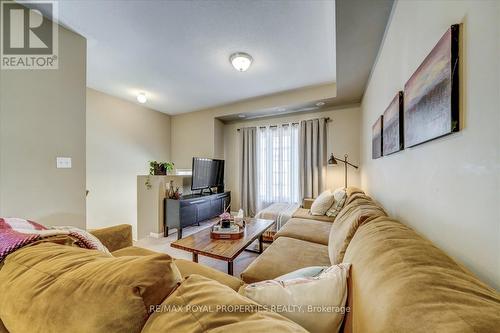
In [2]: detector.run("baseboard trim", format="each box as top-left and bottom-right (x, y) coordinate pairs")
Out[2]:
(149, 232), (164, 239)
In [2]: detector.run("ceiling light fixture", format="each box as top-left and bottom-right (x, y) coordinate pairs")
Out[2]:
(230, 52), (253, 72)
(238, 114), (247, 118)
(137, 92), (147, 104)
(316, 101), (326, 107)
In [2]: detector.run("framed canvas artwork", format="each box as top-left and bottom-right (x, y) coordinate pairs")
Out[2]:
(372, 115), (383, 159)
(383, 91), (404, 155)
(404, 24), (460, 147)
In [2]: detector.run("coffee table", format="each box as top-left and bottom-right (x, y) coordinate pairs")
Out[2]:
(170, 218), (275, 275)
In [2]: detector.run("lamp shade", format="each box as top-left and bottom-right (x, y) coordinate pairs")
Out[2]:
(328, 153), (337, 165)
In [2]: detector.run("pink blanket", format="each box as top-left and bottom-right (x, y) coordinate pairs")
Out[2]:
(0, 218), (110, 262)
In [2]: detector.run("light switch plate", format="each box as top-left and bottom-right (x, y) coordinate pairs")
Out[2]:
(56, 157), (72, 169)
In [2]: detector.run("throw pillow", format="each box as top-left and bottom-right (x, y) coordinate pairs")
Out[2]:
(0, 243), (182, 333)
(243, 263), (351, 333)
(143, 274), (308, 333)
(310, 190), (335, 216)
(326, 188), (347, 218)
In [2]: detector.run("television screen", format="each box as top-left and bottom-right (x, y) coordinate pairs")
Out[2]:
(191, 158), (224, 191)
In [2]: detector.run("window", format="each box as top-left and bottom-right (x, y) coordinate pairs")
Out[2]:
(256, 124), (299, 210)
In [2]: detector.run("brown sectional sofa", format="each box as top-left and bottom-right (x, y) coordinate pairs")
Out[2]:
(241, 187), (500, 332)
(1, 187), (499, 332)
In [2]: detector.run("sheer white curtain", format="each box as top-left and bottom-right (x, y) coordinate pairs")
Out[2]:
(256, 124), (300, 211)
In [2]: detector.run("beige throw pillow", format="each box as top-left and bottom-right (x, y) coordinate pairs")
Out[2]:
(326, 188), (347, 218)
(310, 190), (335, 215)
(243, 263), (351, 333)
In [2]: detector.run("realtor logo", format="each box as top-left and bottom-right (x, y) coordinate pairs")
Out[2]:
(1, 1), (58, 69)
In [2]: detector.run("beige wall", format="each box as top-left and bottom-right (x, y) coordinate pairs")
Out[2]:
(0, 26), (87, 228)
(171, 111), (214, 168)
(170, 83), (336, 168)
(360, 0), (500, 289)
(213, 118), (225, 160)
(86, 88), (171, 239)
(225, 105), (361, 210)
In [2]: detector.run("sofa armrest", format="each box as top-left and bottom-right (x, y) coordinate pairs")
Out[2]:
(302, 198), (314, 209)
(89, 224), (133, 252)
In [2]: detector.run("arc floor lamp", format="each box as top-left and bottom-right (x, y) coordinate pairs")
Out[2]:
(328, 153), (359, 188)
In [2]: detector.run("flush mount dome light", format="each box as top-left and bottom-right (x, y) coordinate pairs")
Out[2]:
(137, 92), (147, 104)
(230, 52), (253, 72)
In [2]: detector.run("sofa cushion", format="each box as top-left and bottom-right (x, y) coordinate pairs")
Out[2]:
(292, 208), (336, 223)
(112, 246), (244, 291)
(0, 243), (181, 333)
(344, 192), (373, 206)
(241, 237), (330, 283)
(142, 274), (308, 333)
(328, 196), (386, 264)
(342, 216), (500, 333)
(345, 186), (364, 197)
(274, 218), (332, 245)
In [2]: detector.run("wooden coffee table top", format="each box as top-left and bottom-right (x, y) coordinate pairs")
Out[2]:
(171, 218), (275, 261)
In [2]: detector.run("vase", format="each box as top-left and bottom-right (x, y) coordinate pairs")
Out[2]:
(167, 180), (175, 199)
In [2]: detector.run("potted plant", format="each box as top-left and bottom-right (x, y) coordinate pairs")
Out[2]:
(149, 161), (174, 175)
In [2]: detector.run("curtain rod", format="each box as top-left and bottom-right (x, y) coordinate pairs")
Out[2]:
(236, 117), (330, 131)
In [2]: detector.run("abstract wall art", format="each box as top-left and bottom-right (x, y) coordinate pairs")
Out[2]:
(372, 115), (383, 159)
(383, 91), (404, 155)
(404, 24), (460, 147)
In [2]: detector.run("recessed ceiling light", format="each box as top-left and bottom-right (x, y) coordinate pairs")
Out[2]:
(238, 114), (246, 118)
(230, 52), (253, 72)
(316, 101), (326, 107)
(137, 92), (147, 104)
(276, 107), (286, 112)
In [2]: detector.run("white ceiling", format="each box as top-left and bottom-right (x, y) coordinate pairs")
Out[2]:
(51, 0), (336, 114)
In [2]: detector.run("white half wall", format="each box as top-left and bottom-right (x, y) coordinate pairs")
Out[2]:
(86, 88), (171, 239)
(360, 0), (500, 289)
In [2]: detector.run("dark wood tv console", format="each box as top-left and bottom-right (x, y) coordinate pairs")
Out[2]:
(164, 191), (230, 240)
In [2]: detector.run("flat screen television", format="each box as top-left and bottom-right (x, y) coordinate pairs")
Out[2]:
(191, 157), (224, 193)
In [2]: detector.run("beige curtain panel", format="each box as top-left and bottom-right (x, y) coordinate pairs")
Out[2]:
(239, 127), (257, 216)
(299, 118), (327, 200)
